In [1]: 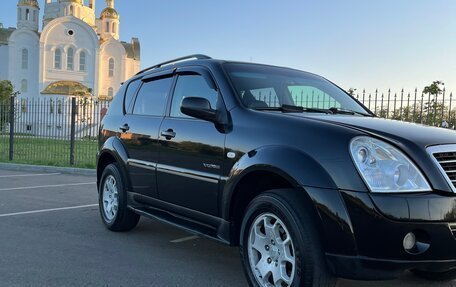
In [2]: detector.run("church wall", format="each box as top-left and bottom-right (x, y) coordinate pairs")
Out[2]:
(99, 40), (125, 97)
(124, 57), (140, 81)
(8, 30), (39, 98)
(42, 19), (97, 94)
(0, 45), (9, 80)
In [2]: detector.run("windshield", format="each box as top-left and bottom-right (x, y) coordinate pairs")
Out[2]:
(224, 63), (370, 114)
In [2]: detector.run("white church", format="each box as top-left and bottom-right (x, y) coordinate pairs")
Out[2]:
(0, 0), (141, 100)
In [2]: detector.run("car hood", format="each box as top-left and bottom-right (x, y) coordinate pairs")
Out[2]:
(301, 115), (456, 148)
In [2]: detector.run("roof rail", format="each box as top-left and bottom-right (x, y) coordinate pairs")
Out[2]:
(135, 54), (212, 75)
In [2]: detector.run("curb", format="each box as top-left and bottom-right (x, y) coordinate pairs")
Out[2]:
(0, 163), (96, 176)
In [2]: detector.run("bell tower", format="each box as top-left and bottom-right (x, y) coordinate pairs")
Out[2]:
(100, 0), (120, 40)
(17, 0), (40, 31)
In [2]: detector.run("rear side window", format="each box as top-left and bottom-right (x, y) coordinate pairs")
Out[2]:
(132, 77), (173, 116)
(124, 79), (141, 114)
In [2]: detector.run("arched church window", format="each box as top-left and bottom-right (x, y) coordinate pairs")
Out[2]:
(106, 22), (110, 33)
(108, 58), (114, 77)
(21, 49), (28, 70)
(21, 79), (28, 93)
(26, 9), (30, 21)
(67, 48), (74, 70)
(79, 51), (86, 71)
(112, 23), (116, 34)
(108, 87), (114, 98)
(69, 6), (74, 16)
(55, 49), (62, 69)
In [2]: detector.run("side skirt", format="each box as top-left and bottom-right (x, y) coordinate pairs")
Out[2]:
(127, 192), (232, 245)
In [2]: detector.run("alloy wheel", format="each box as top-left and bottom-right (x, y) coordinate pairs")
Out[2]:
(247, 213), (296, 287)
(102, 175), (119, 222)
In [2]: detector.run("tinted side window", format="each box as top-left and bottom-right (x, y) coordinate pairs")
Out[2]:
(124, 79), (141, 114)
(133, 77), (173, 116)
(105, 83), (127, 116)
(170, 74), (218, 118)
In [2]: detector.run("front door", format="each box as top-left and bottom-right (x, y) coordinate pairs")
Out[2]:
(157, 69), (225, 216)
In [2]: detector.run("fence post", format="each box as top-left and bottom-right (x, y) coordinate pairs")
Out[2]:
(70, 97), (76, 166)
(8, 97), (14, 161)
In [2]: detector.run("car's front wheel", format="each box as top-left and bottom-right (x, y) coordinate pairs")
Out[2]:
(240, 189), (336, 287)
(99, 163), (140, 231)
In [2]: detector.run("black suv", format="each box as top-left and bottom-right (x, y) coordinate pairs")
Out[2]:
(97, 55), (456, 287)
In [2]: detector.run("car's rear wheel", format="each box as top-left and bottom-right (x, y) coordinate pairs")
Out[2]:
(240, 189), (336, 287)
(412, 269), (456, 281)
(99, 163), (139, 231)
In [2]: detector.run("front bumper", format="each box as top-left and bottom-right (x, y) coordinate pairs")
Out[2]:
(306, 187), (456, 280)
(326, 253), (456, 280)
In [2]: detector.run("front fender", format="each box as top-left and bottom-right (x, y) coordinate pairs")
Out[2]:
(221, 146), (358, 255)
(221, 145), (338, 219)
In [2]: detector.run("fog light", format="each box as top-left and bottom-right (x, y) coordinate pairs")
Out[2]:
(403, 232), (417, 251)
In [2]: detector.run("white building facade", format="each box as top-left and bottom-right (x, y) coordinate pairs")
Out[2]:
(0, 0), (140, 100)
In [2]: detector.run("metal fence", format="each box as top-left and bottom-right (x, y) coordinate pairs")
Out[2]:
(353, 89), (455, 128)
(0, 97), (110, 168)
(0, 90), (454, 168)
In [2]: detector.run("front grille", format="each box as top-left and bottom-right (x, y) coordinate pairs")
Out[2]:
(449, 223), (456, 239)
(433, 151), (456, 188)
(427, 144), (456, 193)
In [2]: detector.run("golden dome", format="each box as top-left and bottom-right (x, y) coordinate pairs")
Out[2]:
(42, 81), (91, 96)
(17, 0), (39, 8)
(100, 7), (119, 19)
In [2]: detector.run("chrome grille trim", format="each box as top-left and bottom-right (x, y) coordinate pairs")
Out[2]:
(427, 144), (456, 193)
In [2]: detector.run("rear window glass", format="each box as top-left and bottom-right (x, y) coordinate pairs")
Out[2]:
(132, 77), (173, 116)
(124, 79), (141, 114)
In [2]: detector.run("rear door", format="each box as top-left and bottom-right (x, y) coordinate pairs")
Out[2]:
(156, 67), (225, 216)
(120, 71), (174, 198)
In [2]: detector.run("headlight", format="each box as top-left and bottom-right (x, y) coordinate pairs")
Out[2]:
(350, 137), (430, 192)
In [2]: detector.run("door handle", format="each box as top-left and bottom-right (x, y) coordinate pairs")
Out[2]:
(119, 124), (130, 132)
(161, 129), (176, 140)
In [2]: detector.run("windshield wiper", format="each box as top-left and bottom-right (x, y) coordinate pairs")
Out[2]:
(328, 107), (373, 116)
(253, 105), (372, 116)
(254, 105), (330, 114)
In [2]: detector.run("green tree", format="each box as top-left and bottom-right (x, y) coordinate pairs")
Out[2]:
(0, 80), (14, 101)
(423, 81), (444, 96)
(347, 88), (356, 96)
(422, 81), (445, 126)
(0, 80), (19, 132)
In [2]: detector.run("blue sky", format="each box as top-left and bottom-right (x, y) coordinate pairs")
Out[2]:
(1, 0), (455, 94)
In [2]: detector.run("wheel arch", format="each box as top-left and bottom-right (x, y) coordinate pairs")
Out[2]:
(223, 146), (337, 245)
(97, 136), (130, 190)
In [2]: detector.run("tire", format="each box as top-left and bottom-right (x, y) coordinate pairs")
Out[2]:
(412, 269), (456, 281)
(98, 163), (140, 231)
(240, 189), (336, 287)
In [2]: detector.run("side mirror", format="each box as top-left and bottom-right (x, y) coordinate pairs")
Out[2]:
(181, 97), (218, 122)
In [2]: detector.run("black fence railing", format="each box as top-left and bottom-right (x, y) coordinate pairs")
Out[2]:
(353, 89), (455, 128)
(0, 90), (454, 168)
(0, 97), (110, 168)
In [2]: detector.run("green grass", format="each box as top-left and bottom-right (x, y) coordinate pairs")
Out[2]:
(0, 137), (98, 169)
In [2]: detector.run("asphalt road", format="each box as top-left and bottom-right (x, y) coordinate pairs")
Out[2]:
(0, 168), (454, 287)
